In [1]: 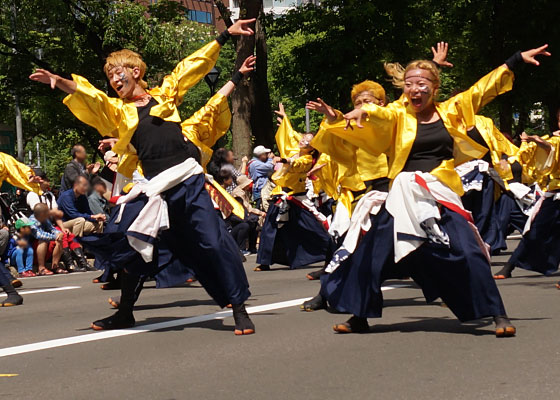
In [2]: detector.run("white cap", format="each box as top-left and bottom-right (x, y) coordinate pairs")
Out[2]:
(253, 145), (271, 156)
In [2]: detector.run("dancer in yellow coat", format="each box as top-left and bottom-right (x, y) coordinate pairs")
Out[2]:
(320, 44), (549, 336)
(30, 19), (258, 335)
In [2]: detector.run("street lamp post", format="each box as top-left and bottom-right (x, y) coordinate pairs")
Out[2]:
(204, 67), (221, 96)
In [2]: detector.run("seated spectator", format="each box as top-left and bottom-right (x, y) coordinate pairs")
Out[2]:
(29, 203), (67, 275)
(27, 170), (93, 273)
(232, 175), (266, 254)
(88, 178), (110, 219)
(249, 145), (275, 209)
(208, 148), (245, 193)
(216, 169), (234, 189)
(27, 170), (63, 221)
(58, 175), (106, 237)
(7, 218), (36, 277)
(60, 144), (100, 192)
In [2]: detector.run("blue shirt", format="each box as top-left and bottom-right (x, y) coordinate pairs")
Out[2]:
(248, 158), (275, 199)
(58, 189), (94, 222)
(29, 214), (59, 241)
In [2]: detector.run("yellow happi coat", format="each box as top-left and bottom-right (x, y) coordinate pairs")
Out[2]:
(271, 117), (314, 195)
(321, 66), (515, 196)
(0, 152), (40, 193)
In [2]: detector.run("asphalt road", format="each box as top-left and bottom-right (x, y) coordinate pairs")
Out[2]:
(1, 238), (559, 400)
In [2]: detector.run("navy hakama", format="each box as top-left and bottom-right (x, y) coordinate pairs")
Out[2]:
(256, 198), (335, 269)
(322, 205), (506, 322)
(508, 196), (560, 275)
(80, 174), (250, 307)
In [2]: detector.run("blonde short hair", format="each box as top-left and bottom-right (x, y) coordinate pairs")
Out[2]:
(103, 49), (148, 89)
(351, 80), (386, 104)
(384, 60), (440, 89)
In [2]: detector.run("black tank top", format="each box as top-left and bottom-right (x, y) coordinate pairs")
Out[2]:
(403, 119), (454, 173)
(131, 98), (201, 179)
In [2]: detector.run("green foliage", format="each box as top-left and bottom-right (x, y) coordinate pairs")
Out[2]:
(265, 0), (560, 135)
(0, 0), (235, 182)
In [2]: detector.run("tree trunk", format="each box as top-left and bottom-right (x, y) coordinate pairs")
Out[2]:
(215, 0), (274, 165)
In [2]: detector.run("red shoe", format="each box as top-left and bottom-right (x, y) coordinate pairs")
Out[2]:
(19, 270), (36, 278)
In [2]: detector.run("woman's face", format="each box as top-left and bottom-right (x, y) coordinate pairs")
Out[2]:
(403, 68), (437, 114)
(226, 150), (235, 164)
(299, 133), (314, 150)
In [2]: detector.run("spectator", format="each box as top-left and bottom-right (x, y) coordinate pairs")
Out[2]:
(58, 176), (106, 237)
(26, 170), (92, 273)
(29, 203), (67, 275)
(0, 221), (21, 289)
(232, 175), (266, 254)
(208, 148), (244, 193)
(7, 218), (36, 277)
(27, 170), (63, 221)
(88, 178), (110, 219)
(249, 145), (275, 209)
(216, 169), (234, 189)
(60, 144), (100, 192)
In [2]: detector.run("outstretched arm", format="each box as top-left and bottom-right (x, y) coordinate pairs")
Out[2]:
(160, 19), (256, 106)
(29, 69), (76, 94)
(217, 55), (256, 97)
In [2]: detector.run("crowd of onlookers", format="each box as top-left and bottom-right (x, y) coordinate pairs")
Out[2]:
(207, 145), (280, 256)
(2, 143), (279, 282)
(1, 144), (110, 280)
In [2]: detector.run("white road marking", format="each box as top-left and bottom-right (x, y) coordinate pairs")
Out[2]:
(0, 286), (81, 298)
(0, 284), (407, 358)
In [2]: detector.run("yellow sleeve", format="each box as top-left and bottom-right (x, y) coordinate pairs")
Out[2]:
(0, 153), (40, 193)
(290, 155), (313, 173)
(276, 116), (302, 159)
(312, 115), (359, 168)
(446, 66), (514, 128)
(181, 92), (232, 168)
(63, 75), (124, 137)
(323, 102), (399, 157)
(152, 40), (221, 107)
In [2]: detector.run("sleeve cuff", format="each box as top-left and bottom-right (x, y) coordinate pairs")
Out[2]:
(216, 30), (232, 46)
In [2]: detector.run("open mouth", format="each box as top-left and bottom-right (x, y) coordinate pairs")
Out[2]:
(411, 97), (422, 108)
(115, 83), (124, 93)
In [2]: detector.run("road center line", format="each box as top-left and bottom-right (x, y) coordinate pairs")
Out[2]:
(0, 284), (406, 358)
(0, 286), (81, 297)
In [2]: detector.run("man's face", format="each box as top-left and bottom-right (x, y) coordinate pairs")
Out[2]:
(94, 184), (106, 196)
(258, 152), (268, 162)
(74, 146), (87, 162)
(74, 177), (89, 196)
(353, 91), (384, 109)
(107, 65), (141, 99)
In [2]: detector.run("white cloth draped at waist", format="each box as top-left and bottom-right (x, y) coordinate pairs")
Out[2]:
(115, 158), (204, 263)
(386, 172), (488, 263)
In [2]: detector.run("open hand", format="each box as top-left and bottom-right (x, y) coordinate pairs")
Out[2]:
(274, 102), (287, 125)
(29, 69), (59, 89)
(228, 19), (256, 36)
(306, 98), (337, 122)
(343, 108), (367, 130)
(98, 138), (118, 153)
(431, 42), (454, 68)
(521, 44), (551, 66)
(240, 55), (256, 75)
